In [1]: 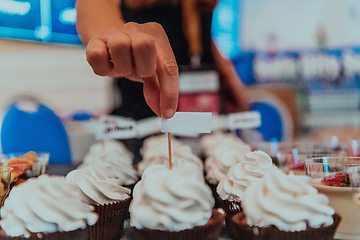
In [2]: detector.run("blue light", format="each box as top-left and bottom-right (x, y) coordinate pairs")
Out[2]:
(323, 157), (329, 173)
(0, 0), (31, 16)
(292, 149), (298, 165)
(211, 0), (243, 59)
(59, 7), (76, 25)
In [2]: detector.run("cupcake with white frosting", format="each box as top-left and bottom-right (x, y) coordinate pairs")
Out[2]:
(205, 144), (251, 185)
(84, 140), (134, 161)
(200, 132), (242, 157)
(80, 140), (138, 188)
(138, 145), (203, 176)
(66, 164), (131, 240)
(217, 151), (273, 217)
(204, 141), (251, 208)
(0, 175), (98, 239)
(228, 166), (341, 240)
(140, 134), (183, 157)
(130, 160), (224, 240)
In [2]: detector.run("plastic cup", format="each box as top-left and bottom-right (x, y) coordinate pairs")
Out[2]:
(1, 152), (49, 189)
(304, 156), (360, 239)
(0, 166), (12, 207)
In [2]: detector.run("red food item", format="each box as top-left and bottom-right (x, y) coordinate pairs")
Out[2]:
(5, 159), (33, 177)
(4, 151), (37, 178)
(321, 172), (350, 187)
(291, 164), (305, 171)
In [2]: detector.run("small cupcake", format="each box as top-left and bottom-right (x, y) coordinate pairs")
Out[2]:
(138, 144), (203, 176)
(228, 166), (341, 240)
(80, 153), (138, 188)
(130, 160), (225, 240)
(66, 164), (131, 240)
(140, 134), (183, 157)
(204, 142), (251, 208)
(217, 150), (273, 218)
(83, 140), (134, 163)
(200, 132), (243, 158)
(0, 175), (98, 239)
(80, 140), (138, 190)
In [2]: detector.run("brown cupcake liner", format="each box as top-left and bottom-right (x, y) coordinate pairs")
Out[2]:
(205, 180), (221, 208)
(123, 182), (138, 220)
(89, 197), (131, 240)
(0, 227), (88, 240)
(218, 197), (242, 218)
(228, 212), (341, 240)
(131, 209), (225, 240)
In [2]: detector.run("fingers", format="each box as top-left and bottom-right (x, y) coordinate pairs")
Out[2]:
(126, 22), (179, 118)
(86, 23), (179, 119)
(131, 32), (157, 78)
(138, 23), (179, 118)
(143, 74), (161, 116)
(107, 29), (133, 77)
(156, 55), (179, 119)
(86, 38), (114, 76)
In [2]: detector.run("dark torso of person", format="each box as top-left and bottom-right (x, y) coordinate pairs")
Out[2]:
(112, 2), (214, 163)
(112, 2), (214, 120)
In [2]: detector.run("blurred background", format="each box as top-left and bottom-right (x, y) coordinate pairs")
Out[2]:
(1, 0), (360, 162)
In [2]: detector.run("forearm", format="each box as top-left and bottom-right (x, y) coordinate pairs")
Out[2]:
(211, 40), (243, 88)
(211, 39), (248, 112)
(75, 0), (125, 45)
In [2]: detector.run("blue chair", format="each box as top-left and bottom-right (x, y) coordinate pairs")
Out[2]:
(250, 102), (283, 142)
(1, 101), (71, 164)
(247, 94), (293, 142)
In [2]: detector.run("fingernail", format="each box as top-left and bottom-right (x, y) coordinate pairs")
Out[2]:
(163, 109), (175, 119)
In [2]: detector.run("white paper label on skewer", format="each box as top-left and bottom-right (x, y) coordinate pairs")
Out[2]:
(161, 112), (212, 137)
(211, 114), (226, 131)
(137, 117), (161, 138)
(96, 115), (137, 140)
(226, 111), (261, 130)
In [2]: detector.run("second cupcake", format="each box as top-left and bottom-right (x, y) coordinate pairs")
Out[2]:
(66, 164), (131, 240)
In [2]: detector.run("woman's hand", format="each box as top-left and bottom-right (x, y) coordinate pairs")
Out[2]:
(85, 22), (179, 119)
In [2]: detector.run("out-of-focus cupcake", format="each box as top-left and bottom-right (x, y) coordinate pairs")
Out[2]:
(130, 160), (225, 240)
(79, 153), (138, 188)
(140, 134), (183, 157)
(137, 145), (203, 176)
(200, 132), (244, 159)
(228, 166), (341, 240)
(83, 140), (134, 163)
(66, 164), (131, 240)
(80, 140), (138, 190)
(0, 175), (98, 239)
(217, 150), (273, 218)
(204, 141), (251, 208)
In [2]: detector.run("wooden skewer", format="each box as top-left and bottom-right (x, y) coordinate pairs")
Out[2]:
(168, 132), (172, 170)
(101, 139), (105, 151)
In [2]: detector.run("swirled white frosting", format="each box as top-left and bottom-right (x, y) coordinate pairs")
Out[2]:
(138, 145), (203, 175)
(80, 140), (138, 185)
(130, 161), (214, 231)
(200, 133), (247, 157)
(84, 140), (134, 161)
(140, 134), (183, 157)
(205, 142), (252, 184)
(66, 164), (130, 205)
(0, 175), (98, 237)
(80, 152), (138, 185)
(242, 166), (335, 231)
(217, 150), (273, 201)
